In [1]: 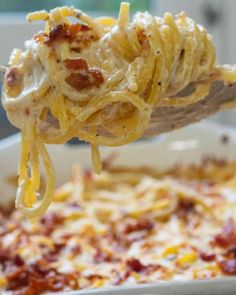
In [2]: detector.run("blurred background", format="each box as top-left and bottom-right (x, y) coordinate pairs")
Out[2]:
(0, 0), (236, 139)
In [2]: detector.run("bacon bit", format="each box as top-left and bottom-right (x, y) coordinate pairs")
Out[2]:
(71, 47), (81, 53)
(125, 258), (161, 275)
(31, 261), (51, 276)
(200, 252), (216, 262)
(4, 258), (79, 294)
(106, 223), (134, 250)
(179, 199), (195, 211)
(85, 274), (104, 281)
(80, 24), (90, 32)
(65, 65), (104, 91)
(14, 254), (25, 267)
(126, 258), (145, 273)
(68, 23), (90, 41)
(89, 69), (104, 87)
(45, 24), (66, 45)
(124, 219), (154, 234)
(42, 253), (57, 263)
(112, 270), (131, 286)
(66, 73), (91, 90)
(54, 242), (66, 251)
(40, 213), (64, 227)
(63, 58), (88, 70)
(6, 266), (28, 291)
(215, 218), (236, 248)
(64, 57), (104, 91)
(40, 213), (65, 235)
(219, 259), (236, 275)
(26, 276), (51, 294)
(41, 23), (91, 46)
(93, 248), (118, 263)
(5, 67), (21, 87)
(41, 242), (65, 263)
(0, 249), (12, 265)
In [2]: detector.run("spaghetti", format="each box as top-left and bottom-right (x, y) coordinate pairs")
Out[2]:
(1, 3), (235, 217)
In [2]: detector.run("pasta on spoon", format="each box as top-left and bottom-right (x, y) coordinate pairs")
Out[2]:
(1, 3), (235, 218)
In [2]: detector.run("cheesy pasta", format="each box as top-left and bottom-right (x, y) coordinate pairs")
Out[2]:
(1, 3), (235, 217)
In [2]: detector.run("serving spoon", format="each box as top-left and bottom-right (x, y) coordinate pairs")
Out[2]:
(1, 65), (236, 138)
(145, 71), (236, 136)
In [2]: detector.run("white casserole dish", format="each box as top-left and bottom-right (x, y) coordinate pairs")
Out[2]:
(1, 121), (236, 295)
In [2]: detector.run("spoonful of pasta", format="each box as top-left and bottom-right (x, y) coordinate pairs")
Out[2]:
(1, 2), (236, 218)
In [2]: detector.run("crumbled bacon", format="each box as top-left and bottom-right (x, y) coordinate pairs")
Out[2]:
(22, 276), (51, 295)
(94, 248), (119, 263)
(125, 258), (161, 275)
(46, 24), (66, 45)
(65, 67), (104, 91)
(106, 223), (132, 250)
(107, 218), (154, 250)
(66, 73), (91, 90)
(63, 56), (104, 91)
(5, 67), (22, 87)
(42, 253), (57, 263)
(53, 242), (66, 253)
(200, 252), (216, 262)
(215, 218), (236, 248)
(112, 270), (131, 286)
(219, 259), (236, 275)
(41, 242), (65, 263)
(4, 258), (79, 294)
(126, 258), (145, 273)
(85, 274), (105, 281)
(0, 249), (13, 266)
(179, 199), (195, 211)
(63, 58), (88, 70)
(124, 219), (154, 234)
(40, 213), (65, 235)
(31, 261), (51, 276)
(14, 254), (25, 266)
(89, 69), (104, 87)
(34, 23), (93, 46)
(67, 23), (90, 40)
